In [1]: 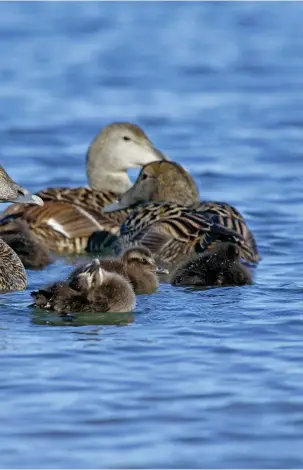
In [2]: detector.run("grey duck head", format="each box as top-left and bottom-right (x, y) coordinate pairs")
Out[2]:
(0, 166), (43, 205)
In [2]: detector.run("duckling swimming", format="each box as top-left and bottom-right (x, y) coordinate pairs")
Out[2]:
(98, 161), (258, 267)
(72, 247), (159, 295)
(0, 165), (43, 291)
(170, 242), (252, 287)
(1, 122), (167, 255)
(31, 259), (136, 313)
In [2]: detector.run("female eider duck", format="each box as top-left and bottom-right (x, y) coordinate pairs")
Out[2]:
(0, 166), (43, 291)
(31, 259), (136, 314)
(1, 122), (167, 255)
(91, 161), (258, 268)
(170, 242), (252, 287)
(72, 247), (159, 295)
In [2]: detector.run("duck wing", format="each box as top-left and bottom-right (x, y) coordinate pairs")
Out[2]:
(0, 187), (125, 254)
(37, 187), (117, 210)
(192, 201), (260, 263)
(15, 202), (123, 253)
(118, 202), (248, 266)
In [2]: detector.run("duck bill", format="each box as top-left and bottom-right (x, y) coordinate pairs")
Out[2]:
(104, 181), (142, 213)
(12, 190), (44, 206)
(152, 146), (168, 161)
(103, 200), (130, 213)
(156, 265), (169, 275)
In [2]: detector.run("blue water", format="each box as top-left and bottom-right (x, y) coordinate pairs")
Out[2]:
(1, 2), (303, 468)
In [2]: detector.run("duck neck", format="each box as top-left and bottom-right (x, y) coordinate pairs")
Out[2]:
(87, 158), (132, 195)
(0, 238), (26, 291)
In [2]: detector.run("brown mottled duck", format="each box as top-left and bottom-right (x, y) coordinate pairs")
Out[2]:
(94, 161), (259, 268)
(0, 166), (43, 291)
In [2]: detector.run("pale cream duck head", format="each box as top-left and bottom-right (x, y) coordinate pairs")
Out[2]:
(86, 122), (168, 194)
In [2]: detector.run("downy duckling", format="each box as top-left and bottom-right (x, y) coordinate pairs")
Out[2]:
(100, 161), (258, 267)
(0, 165), (43, 291)
(170, 242), (252, 287)
(72, 247), (159, 295)
(31, 259), (136, 313)
(1, 122), (167, 255)
(0, 217), (52, 269)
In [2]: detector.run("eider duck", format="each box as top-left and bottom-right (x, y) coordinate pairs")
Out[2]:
(92, 161), (258, 268)
(170, 242), (252, 287)
(1, 122), (167, 255)
(31, 259), (136, 313)
(0, 166), (43, 291)
(72, 247), (159, 295)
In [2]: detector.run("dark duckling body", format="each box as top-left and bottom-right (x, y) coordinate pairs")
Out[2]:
(31, 259), (136, 313)
(170, 242), (252, 287)
(0, 217), (52, 269)
(72, 247), (159, 295)
(0, 165), (43, 291)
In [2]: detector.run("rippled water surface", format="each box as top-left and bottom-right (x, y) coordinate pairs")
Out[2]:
(1, 2), (303, 468)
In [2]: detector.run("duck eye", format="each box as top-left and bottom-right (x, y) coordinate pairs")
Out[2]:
(123, 136), (131, 141)
(141, 173), (148, 180)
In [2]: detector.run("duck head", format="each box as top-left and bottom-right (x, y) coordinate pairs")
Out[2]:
(0, 166), (43, 206)
(211, 242), (241, 262)
(104, 161), (200, 212)
(121, 246), (167, 274)
(72, 258), (105, 292)
(86, 122), (167, 194)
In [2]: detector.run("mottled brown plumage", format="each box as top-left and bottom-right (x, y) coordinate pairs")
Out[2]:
(31, 259), (136, 313)
(170, 242), (252, 287)
(97, 161), (259, 267)
(1, 122), (166, 255)
(0, 237), (27, 291)
(0, 166), (44, 291)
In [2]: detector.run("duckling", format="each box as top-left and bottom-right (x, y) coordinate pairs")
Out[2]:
(118, 247), (159, 294)
(0, 166), (43, 291)
(96, 161), (258, 267)
(170, 242), (252, 287)
(0, 217), (51, 269)
(71, 247), (159, 295)
(1, 122), (167, 255)
(31, 259), (136, 313)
